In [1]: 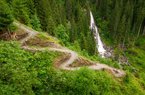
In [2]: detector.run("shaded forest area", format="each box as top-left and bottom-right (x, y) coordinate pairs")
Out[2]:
(0, 0), (145, 54)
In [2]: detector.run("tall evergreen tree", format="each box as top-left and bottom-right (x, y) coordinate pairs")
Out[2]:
(0, 0), (13, 31)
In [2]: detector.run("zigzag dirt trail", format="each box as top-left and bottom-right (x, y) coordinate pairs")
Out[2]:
(14, 22), (125, 77)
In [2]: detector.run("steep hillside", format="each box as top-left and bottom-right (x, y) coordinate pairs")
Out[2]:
(13, 22), (124, 77)
(0, 0), (145, 95)
(0, 25), (145, 95)
(0, 23), (145, 95)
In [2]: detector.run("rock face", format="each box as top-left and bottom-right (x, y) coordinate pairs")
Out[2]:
(104, 46), (113, 58)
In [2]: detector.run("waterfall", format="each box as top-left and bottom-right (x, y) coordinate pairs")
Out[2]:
(90, 11), (106, 58)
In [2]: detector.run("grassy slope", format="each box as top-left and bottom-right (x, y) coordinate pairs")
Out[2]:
(0, 25), (145, 94)
(0, 40), (145, 94)
(0, 41), (61, 95)
(57, 32), (145, 94)
(125, 36), (145, 91)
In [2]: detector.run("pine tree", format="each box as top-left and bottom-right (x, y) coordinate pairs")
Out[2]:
(31, 13), (41, 31)
(11, 0), (31, 25)
(0, 0), (13, 31)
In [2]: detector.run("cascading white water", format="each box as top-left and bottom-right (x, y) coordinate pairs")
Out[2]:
(90, 11), (106, 58)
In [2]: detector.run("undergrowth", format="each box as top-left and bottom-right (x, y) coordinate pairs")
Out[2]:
(0, 41), (145, 95)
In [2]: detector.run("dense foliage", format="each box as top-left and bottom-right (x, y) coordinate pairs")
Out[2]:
(0, 41), (145, 95)
(0, 0), (13, 31)
(1, 0), (144, 54)
(2, 0), (97, 55)
(0, 0), (145, 94)
(93, 0), (145, 46)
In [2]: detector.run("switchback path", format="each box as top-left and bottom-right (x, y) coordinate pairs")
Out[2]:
(14, 22), (125, 77)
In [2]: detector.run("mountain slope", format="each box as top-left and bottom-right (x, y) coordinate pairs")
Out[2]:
(14, 22), (125, 77)
(0, 0), (145, 94)
(0, 22), (145, 95)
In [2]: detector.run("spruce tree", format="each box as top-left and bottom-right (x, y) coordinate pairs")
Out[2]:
(0, 0), (13, 31)
(11, 0), (31, 25)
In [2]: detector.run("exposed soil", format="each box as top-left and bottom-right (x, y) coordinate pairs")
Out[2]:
(0, 28), (28, 41)
(54, 53), (71, 68)
(0, 32), (15, 40)
(24, 35), (62, 48)
(69, 57), (94, 67)
(15, 28), (28, 40)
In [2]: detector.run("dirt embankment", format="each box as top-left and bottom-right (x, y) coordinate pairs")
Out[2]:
(24, 35), (60, 48)
(69, 57), (94, 67)
(54, 53), (71, 68)
(0, 28), (29, 41)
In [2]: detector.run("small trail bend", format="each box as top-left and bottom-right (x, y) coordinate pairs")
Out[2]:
(14, 22), (125, 77)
